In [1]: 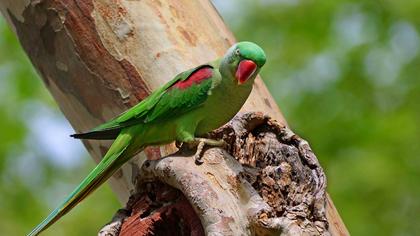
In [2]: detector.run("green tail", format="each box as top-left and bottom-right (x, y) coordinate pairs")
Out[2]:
(28, 129), (137, 236)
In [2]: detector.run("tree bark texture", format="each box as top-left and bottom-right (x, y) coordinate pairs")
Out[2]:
(100, 112), (331, 235)
(0, 1), (348, 235)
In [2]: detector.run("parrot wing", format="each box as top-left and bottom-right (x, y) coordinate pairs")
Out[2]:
(71, 64), (219, 140)
(29, 65), (220, 235)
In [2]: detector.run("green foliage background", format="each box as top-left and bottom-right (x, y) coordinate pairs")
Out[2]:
(0, 1), (419, 235)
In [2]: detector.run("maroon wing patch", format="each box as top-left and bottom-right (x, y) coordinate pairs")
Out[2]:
(172, 66), (213, 89)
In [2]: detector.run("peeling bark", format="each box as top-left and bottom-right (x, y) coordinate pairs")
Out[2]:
(0, 0), (286, 203)
(0, 0), (348, 235)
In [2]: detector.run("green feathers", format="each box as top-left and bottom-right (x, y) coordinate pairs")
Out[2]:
(72, 65), (217, 140)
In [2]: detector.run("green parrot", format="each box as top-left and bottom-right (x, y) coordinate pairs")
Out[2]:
(28, 41), (266, 235)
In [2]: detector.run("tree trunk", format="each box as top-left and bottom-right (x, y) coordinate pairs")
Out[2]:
(0, 1), (348, 235)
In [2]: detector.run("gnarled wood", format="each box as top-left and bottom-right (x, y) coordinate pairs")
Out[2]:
(101, 113), (329, 236)
(0, 0), (348, 235)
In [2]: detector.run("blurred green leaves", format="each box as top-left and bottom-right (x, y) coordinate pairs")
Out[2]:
(215, 0), (420, 235)
(0, 19), (119, 235)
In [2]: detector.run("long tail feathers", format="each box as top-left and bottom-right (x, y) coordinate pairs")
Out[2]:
(28, 130), (137, 236)
(70, 129), (121, 140)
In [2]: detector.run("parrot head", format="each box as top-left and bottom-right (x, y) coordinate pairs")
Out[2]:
(223, 41), (266, 85)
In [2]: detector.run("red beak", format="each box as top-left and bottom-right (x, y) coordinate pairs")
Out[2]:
(236, 60), (257, 84)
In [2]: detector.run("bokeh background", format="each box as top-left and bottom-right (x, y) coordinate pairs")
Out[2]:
(1, 0), (419, 235)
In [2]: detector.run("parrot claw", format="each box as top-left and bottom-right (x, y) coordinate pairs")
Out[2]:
(190, 138), (227, 165)
(194, 141), (206, 165)
(175, 140), (183, 149)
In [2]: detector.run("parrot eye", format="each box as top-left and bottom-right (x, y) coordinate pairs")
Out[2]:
(235, 48), (240, 56)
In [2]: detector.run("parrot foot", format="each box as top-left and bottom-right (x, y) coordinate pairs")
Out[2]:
(194, 141), (206, 165)
(190, 138), (227, 165)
